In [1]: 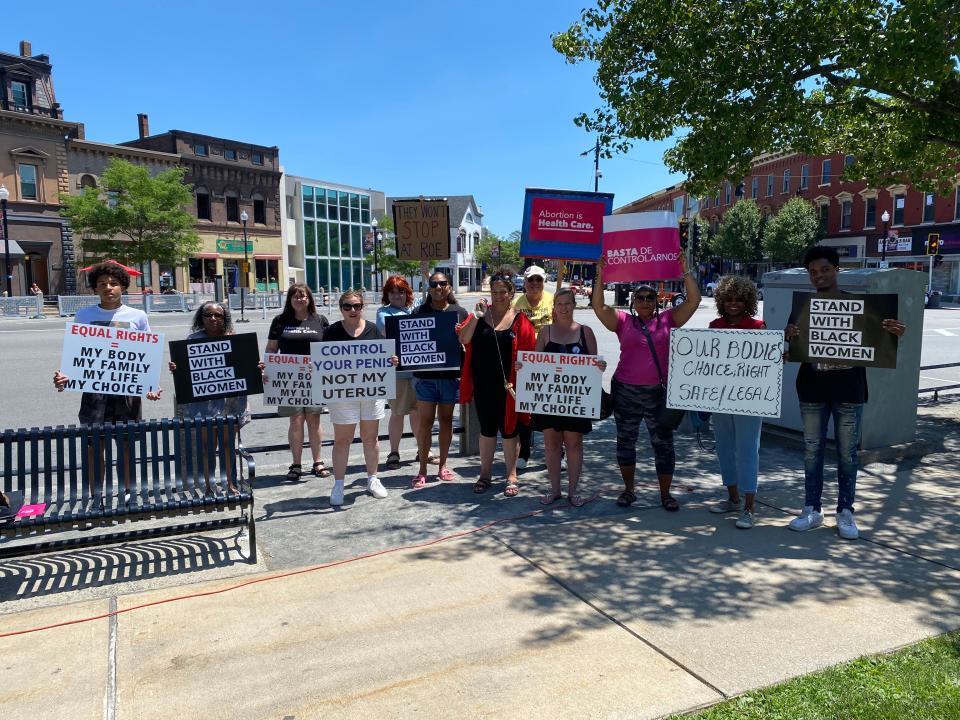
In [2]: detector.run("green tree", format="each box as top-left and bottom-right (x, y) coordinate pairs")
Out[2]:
(553, 1), (960, 196)
(763, 198), (820, 265)
(475, 231), (521, 271)
(60, 159), (200, 274)
(714, 200), (763, 262)
(364, 216), (422, 285)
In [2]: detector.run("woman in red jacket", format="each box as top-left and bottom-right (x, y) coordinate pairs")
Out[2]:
(458, 273), (536, 497)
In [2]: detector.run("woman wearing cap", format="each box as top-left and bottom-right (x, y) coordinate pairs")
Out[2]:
(592, 255), (701, 510)
(512, 265), (554, 469)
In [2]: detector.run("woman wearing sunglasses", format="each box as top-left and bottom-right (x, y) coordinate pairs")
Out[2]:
(458, 273), (537, 497)
(410, 271), (469, 488)
(592, 255), (700, 510)
(320, 290), (398, 506)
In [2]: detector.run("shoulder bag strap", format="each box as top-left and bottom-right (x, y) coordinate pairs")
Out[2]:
(637, 320), (667, 386)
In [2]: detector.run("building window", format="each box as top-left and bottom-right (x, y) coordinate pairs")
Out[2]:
(955, 187), (960, 220)
(715, 191), (720, 207)
(11, 80), (29, 108)
(819, 203), (829, 232)
(923, 192), (935, 223)
(18, 163), (38, 200)
(751, 177), (759, 199)
(226, 193), (239, 222)
(782, 169), (791, 194)
(821, 159), (832, 185)
(893, 193), (905, 225)
(224, 149), (237, 161)
(865, 197), (876, 228)
(253, 196), (266, 224)
(80, 174), (97, 190)
(196, 189), (211, 220)
(724, 183), (731, 205)
(841, 200), (852, 229)
(251, 152), (264, 165)
(195, 143), (208, 156)
(845, 154), (855, 168)
(800, 164), (809, 190)
(766, 174), (773, 197)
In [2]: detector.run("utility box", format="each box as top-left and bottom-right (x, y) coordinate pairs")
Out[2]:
(761, 267), (927, 450)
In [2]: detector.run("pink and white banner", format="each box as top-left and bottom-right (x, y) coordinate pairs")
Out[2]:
(602, 212), (682, 282)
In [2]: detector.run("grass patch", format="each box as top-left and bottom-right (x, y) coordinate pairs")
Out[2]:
(675, 630), (960, 720)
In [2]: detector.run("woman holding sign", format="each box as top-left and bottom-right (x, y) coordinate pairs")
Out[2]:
(592, 255), (700, 510)
(706, 277), (766, 529)
(525, 288), (605, 507)
(458, 273), (537, 497)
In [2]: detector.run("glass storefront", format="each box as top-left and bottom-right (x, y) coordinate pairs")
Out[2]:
(301, 185), (371, 292)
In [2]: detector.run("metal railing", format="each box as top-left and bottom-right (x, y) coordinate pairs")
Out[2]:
(918, 362), (960, 401)
(0, 295), (44, 319)
(56, 293), (201, 316)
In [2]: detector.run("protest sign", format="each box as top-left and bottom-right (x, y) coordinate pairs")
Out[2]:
(168, 333), (263, 403)
(666, 328), (785, 417)
(520, 188), (614, 261)
(516, 350), (603, 419)
(788, 292), (899, 368)
(602, 212), (683, 282)
(311, 339), (396, 403)
(59, 322), (164, 397)
(391, 198), (450, 260)
(384, 313), (460, 372)
(263, 354), (313, 407)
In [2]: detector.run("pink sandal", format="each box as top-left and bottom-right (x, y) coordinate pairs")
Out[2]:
(437, 466), (456, 482)
(410, 474), (427, 489)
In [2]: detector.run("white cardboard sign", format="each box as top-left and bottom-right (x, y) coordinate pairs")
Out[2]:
(666, 328), (784, 417)
(516, 350), (603, 419)
(310, 339), (396, 404)
(263, 353), (314, 407)
(59, 322), (164, 397)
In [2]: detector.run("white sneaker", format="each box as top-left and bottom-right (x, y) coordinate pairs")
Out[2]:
(708, 497), (743, 514)
(516, 458), (527, 470)
(735, 508), (755, 529)
(836, 509), (859, 540)
(367, 476), (388, 499)
(788, 505), (824, 532)
(330, 481), (345, 506)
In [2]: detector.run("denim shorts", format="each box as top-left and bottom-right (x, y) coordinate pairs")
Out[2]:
(415, 377), (460, 405)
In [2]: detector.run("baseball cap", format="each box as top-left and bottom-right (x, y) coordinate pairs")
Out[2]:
(523, 265), (546, 280)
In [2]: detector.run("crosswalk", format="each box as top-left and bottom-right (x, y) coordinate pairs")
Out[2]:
(924, 328), (960, 336)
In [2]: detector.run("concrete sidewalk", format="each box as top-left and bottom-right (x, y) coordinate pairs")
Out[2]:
(2, 399), (959, 719)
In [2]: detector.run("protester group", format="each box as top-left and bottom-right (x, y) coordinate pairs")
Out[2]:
(50, 243), (907, 541)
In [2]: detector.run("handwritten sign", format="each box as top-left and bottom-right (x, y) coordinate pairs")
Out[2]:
(788, 292), (899, 368)
(515, 351), (603, 419)
(263, 354), (314, 406)
(392, 199), (450, 260)
(59, 322), (164, 397)
(311, 339), (396, 403)
(520, 188), (614, 261)
(666, 328), (785, 417)
(384, 313), (460, 372)
(169, 333), (263, 403)
(602, 212), (682, 282)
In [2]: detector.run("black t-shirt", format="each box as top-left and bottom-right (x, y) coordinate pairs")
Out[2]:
(268, 313), (329, 355)
(413, 301), (468, 380)
(321, 320), (383, 342)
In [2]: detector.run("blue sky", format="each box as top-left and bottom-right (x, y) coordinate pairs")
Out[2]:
(3, 1), (682, 235)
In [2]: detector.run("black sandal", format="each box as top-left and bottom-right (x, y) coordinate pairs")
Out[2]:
(616, 490), (637, 507)
(661, 495), (680, 512)
(312, 461), (331, 478)
(287, 464), (303, 481)
(385, 451), (401, 470)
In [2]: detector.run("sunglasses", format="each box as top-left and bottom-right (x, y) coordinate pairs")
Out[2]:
(203, 313), (225, 319)
(429, 280), (449, 288)
(340, 303), (363, 311)
(634, 294), (657, 302)
(525, 277), (544, 283)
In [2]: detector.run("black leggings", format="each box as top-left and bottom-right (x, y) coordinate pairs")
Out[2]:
(612, 379), (675, 474)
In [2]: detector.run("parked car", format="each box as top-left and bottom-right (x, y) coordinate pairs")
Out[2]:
(705, 281), (719, 297)
(513, 275), (525, 292)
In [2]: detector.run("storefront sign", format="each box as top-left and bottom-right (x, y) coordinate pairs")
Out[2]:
(216, 237), (254, 254)
(601, 212), (682, 282)
(788, 292), (899, 368)
(520, 188), (614, 261)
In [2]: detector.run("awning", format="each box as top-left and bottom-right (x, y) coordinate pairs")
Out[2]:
(254, 254), (282, 260)
(195, 253), (218, 259)
(0, 239), (26, 257)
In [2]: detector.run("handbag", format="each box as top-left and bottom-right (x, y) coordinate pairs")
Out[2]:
(637, 319), (686, 431)
(599, 389), (614, 421)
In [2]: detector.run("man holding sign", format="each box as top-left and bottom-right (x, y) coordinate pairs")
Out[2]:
(785, 246), (906, 540)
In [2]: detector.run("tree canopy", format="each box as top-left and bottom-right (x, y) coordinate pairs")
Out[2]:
(60, 159), (200, 270)
(475, 231), (521, 271)
(553, 0), (960, 196)
(763, 198), (820, 264)
(714, 200), (763, 262)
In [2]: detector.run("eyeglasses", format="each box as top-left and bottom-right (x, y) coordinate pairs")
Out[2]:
(203, 313), (225, 319)
(634, 294), (657, 302)
(429, 280), (449, 288)
(340, 303), (363, 311)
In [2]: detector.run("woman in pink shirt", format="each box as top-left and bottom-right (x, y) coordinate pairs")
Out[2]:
(592, 255), (701, 509)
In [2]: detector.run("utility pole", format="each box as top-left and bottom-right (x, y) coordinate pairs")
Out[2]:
(581, 138), (601, 192)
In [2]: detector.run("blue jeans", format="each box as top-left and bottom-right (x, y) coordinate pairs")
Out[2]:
(800, 402), (863, 514)
(712, 413), (763, 494)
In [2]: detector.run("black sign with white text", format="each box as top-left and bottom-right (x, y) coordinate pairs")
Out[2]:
(789, 292), (899, 369)
(169, 333), (264, 403)
(385, 312), (461, 372)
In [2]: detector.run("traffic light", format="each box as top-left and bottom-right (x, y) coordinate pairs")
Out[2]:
(926, 233), (941, 256)
(679, 218), (689, 248)
(692, 222), (702, 255)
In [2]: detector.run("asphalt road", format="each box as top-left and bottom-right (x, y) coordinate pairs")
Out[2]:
(0, 294), (958, 434)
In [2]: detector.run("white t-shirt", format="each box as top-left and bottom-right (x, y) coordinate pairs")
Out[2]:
(75, 303), (150, 331)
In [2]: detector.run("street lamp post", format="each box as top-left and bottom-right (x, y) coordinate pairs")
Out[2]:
(371, 216), (381, 293)
(880, 210), (890, 265)
(237, 210), (250, 323)
(0, 184), (11, 296)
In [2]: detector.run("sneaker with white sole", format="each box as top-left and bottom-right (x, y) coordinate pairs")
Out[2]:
(330, 481), (345, 507)
(516, 458), (527, 470)
(708, 497), (744, 514)
(735, 508), (755, 529)
(367, 476), (388, 499)
(788, 505), (824, 532)
(836, 509), (859, 539)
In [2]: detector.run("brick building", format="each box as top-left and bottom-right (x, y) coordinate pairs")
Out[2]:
(618, 151), (960, 295)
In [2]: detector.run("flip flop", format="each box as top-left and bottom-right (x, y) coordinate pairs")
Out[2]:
(569, 495), (585, 507)
(539, 492), (563, 506)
